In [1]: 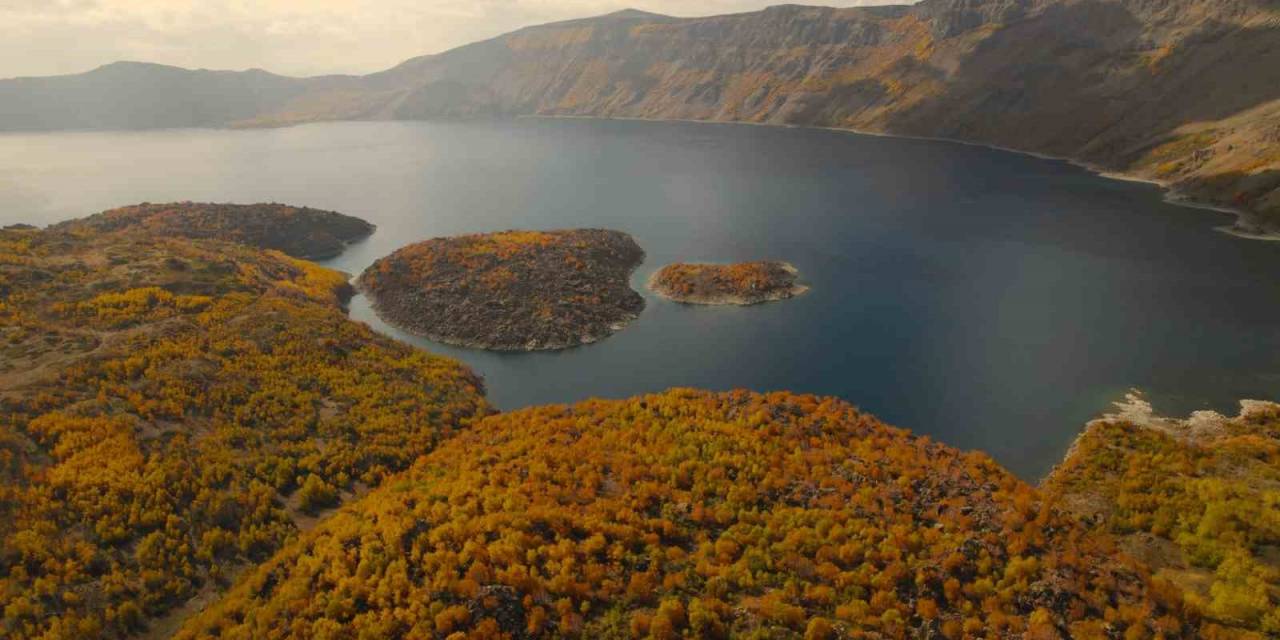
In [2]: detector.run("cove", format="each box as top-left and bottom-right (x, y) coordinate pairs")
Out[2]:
(3, 118), (1278, 479)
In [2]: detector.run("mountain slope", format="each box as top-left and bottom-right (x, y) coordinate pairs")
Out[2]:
(0, 62), (310, 131)
(343, 0), (1280, 227)
(0, 222), (488, 639)
(176, 390), (1192, 639)
(3, 0), (1280, 227)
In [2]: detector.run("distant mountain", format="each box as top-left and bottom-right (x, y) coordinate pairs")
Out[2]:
(3, 0), (1279, 226)
(0, 62), (307, 130)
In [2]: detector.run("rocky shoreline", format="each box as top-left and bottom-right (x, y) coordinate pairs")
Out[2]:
(357, 229), (645, 351)
(351, 294), (641, 352)
(648, 261), (808, 306)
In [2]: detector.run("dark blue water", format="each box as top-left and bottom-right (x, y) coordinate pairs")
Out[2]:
(4, 118), (1279, 479)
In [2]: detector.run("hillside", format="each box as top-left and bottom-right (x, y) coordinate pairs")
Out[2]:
(176, 390), (1191, 639)
(0, 223), (488, 639)
(3, 0), (1280, 228)
(1043, 394), (1280, 637)
(55, 202), (376, 261)
(0, 62), (316, 131)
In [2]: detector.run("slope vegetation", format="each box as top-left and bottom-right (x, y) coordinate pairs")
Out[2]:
(177, 390), (1192, 639)
(1044, 396), (1280, 638)
(0, 224), (488, 639)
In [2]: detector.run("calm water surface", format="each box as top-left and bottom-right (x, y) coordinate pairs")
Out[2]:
(4, 119), (1279, 479)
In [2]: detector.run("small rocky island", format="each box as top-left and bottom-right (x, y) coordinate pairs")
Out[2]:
(57, 202), (375, 260)
(648, 261), (808, 305)
(357, 229), (645, 351)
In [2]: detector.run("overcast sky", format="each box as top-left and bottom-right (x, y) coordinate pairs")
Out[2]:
(0, 0), (905, 80)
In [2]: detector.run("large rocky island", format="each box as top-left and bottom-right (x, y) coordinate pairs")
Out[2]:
(357, 229), (645, 351)
(56, 202), (375, 260)
(649, 261), (808, 305)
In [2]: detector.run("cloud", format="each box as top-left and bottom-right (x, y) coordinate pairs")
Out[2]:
(0, 0), (906, 79)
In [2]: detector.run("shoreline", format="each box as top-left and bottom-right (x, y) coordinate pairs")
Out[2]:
(523, 114), (1272, 242)
(299, 223), (378, 262)
(353, 280), (645, 352)
(22, 114), (1268, 241)
(1039, 390), (1280, 487)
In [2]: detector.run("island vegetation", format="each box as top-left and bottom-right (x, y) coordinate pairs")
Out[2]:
(357, 229), (645, 351)
(0, 221), (487, 639)
(649, 261), (808, 306)
(176, 389), (1190, 640)
(1043, 395), (1280, 638)
(55, 202), (376, 260)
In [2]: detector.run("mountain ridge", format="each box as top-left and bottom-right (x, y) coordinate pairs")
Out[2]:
(3, 0), (1279, 228)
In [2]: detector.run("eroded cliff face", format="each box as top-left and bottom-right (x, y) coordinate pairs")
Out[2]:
(4, 0), (1279, 224)
(237, 0), (1280, 225)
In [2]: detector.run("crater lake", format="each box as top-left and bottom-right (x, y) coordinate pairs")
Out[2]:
(4, 118), (1278, 479)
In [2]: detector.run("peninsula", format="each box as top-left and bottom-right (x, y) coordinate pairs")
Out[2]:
(357, 229), (645, 351)
(56, 202), (376, 260)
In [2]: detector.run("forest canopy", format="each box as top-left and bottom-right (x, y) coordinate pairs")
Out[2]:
(177, 390), (1192, 640)
(0, 224), (487, 639)
(1044, 399), (1280, 638)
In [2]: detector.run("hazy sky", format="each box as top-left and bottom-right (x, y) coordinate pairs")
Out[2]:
(0, 0), (904, 80)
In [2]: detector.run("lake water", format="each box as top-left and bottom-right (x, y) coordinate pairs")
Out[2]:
(4, 118), (1279, 479)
